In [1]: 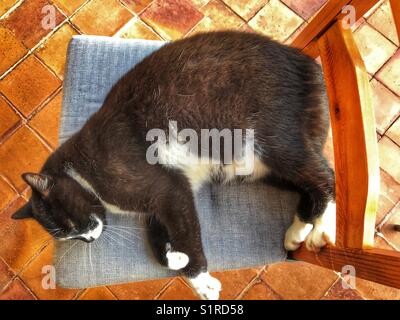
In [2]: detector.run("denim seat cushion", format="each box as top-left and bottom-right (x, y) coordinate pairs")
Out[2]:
(55, 35), (297, 288)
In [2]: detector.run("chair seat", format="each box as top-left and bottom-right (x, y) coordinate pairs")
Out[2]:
(55, 35), (298, 289)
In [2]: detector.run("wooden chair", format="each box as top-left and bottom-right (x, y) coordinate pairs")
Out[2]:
(288, 0), (400, 289)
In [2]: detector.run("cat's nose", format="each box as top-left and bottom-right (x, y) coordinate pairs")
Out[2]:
(83, 236), (95, 243)
(75, 235), (95, 243)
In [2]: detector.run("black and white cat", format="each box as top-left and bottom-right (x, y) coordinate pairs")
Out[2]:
(12, 31), (336, 300)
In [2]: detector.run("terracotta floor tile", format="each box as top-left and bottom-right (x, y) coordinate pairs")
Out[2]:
(262, 262), (338, 300)
(29, 91), (63, 149)
(0, 55), (61, 117)
(355, 277), (400, 300)
(0, 25), (28, 76)
(52, 0), (86, 15)
(239, 23), (256, 33)
(2, 0), (65, 49)
(367, 0), (399, 46)
(191, 0), (211, 8)
(376, 169), (400, 224)
(35, 23), (79, 79)
(199, 0), (244, 29)
(0, 96), (20, 142)
(108, 278), (172, 299)
(248, 0), (303, 42)
(281, 0), (327, 21)
(141, 0), (203, 40)
(0, 257), (14, 292)
(374, 233), (395, 250)
(378, 136), (400, 183)
(78, 287), (117, 300)
(0, 126), (50, 192)
(387, 117), (400, 146)
(0, 277), (36, 300)
(321, 279), (364, 300)
(363, 0), (385, 19)
(158, 278), (198, 300)
(370, 78), (400, 134)
(354, 24), (397, 75)
(221, 0), (268, 21)
(121, 0), (153, 14)
(376, 49), (400, 96)
(116, 18), (163, 40)
(381, 204), (400, 249)
(20, 241), (79, 300)
(0, 0), (18, 16)
(188, 0), (243, 35)
(0, 177), (17, 213)
(209, 268), (259, 300)
(71, 0), (133, 36)
(241, 279), (281, 300)
(284, 21), (307, 45)
(0, 197), (50, 273)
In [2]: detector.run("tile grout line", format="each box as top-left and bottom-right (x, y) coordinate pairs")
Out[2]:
(376, 231), (400, 251)
(153, 278), (177, 299)
(0, 0), (24, 20)
(214, 0), (250, 25)
(104, 286), (119, 300)
(0, 0), (93, 81)
(336, 273), (367, 300)
(376, 200), (400, 232)
(364, 19), (399, 48)
(234, 266), (267, 300)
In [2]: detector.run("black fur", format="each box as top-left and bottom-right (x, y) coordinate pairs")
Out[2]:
(13, 31), (334, 278)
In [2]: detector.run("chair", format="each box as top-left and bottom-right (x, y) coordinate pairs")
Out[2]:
(55, 0), (400, 291)
(289, 0), (400, 289)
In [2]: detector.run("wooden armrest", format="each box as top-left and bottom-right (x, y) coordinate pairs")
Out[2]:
(291, 246), (400, 289)
(390, 0), (400, 43)
(292, 0), (381, 59)
(318, 21), (379, 249)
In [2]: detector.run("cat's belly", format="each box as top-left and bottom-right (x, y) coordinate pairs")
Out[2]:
(157, 139), (270, 191)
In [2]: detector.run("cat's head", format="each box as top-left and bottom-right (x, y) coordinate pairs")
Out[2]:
(12, 172), (106, 242)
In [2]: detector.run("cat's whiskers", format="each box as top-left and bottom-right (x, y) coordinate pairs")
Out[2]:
(55, 240), (79, 268)
(104, 228), (141, 245)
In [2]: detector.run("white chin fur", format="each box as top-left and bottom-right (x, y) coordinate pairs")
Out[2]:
(187, 272), (222, 300)
(81, 216), (103, 240)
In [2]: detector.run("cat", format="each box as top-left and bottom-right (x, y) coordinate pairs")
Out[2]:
(12, 31), (335, 300)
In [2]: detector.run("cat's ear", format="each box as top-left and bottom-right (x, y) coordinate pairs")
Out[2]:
(11, 201), (33, 220)
(22, 173), (53, 196)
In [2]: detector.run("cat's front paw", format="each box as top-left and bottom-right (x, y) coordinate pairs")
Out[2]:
(305, 201), (336, 252)
(284, 216), (313, 251)
(188, 272), (222, 300)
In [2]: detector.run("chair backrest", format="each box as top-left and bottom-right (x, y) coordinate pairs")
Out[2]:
(289, 0), (400, 289)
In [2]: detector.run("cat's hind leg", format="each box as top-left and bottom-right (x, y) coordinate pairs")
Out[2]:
(283, 155), (336, 252)
(147, 216), (189, 270)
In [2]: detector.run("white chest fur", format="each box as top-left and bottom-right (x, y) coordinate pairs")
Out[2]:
(157, 139), (269, 191)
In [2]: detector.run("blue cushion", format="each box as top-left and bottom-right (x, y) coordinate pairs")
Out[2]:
(55, 35), (297, 288)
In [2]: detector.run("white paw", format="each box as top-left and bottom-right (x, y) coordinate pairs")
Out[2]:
(187, 272), (222, 300)
(305, 201), (336, 252)
(166, 248), (189, 270)
(284, 216), (313, 251)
